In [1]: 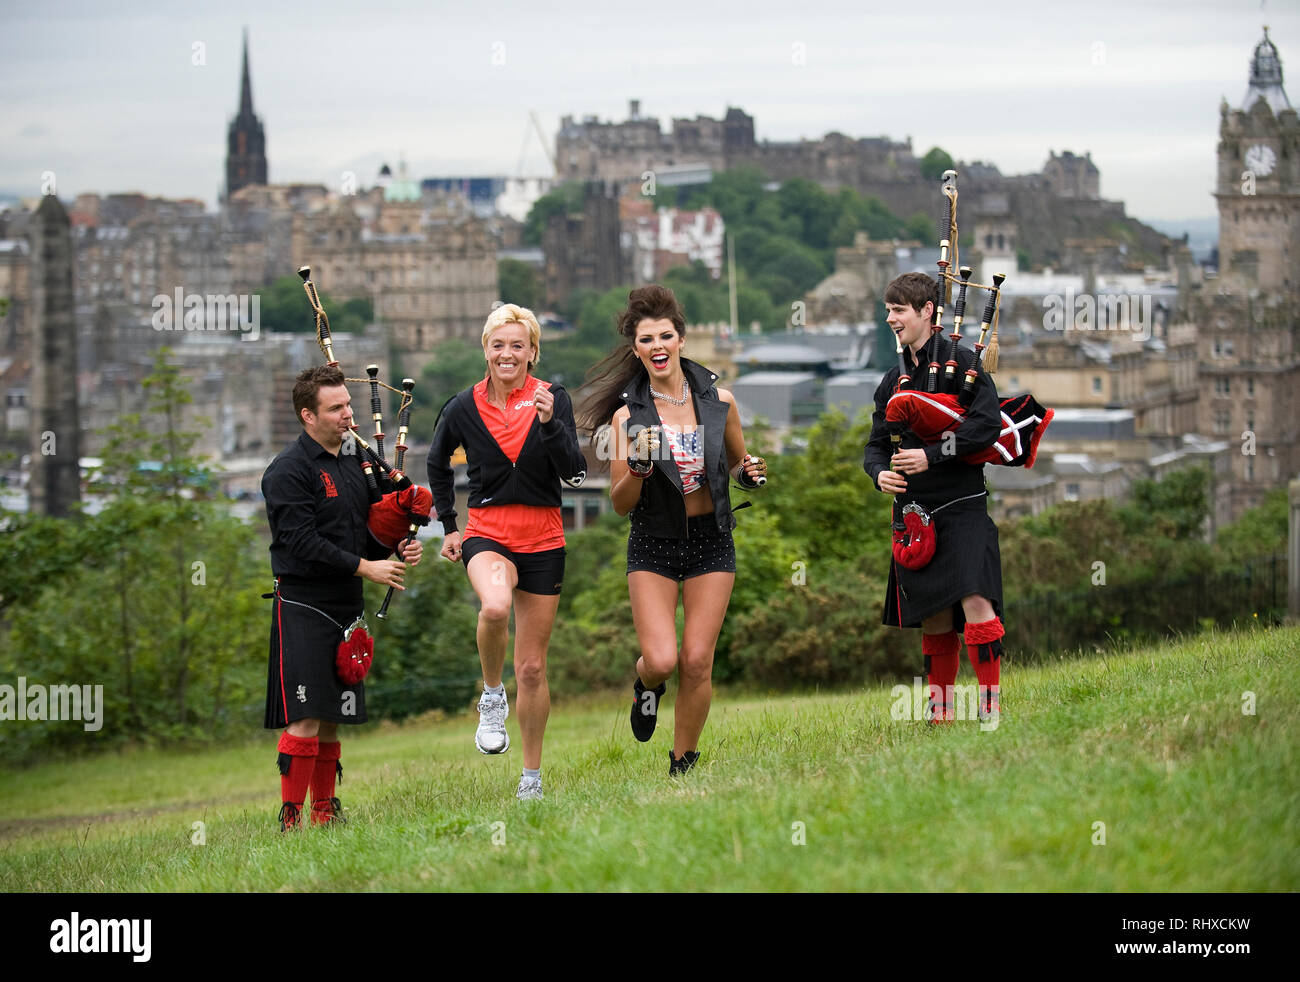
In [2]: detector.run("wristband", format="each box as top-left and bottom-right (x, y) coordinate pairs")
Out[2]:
(627, 458), (654, 478)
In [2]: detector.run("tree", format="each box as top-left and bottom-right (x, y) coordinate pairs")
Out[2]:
(2, 349), (268, 759)
(253, 275), (372, 336)
(523, 182), (586, 245)
(904, 212), (934, 244)
(1119, 468), (1209, 542)
(759, 408), (893, 571)
(0, 512), (88, 616)
(94, 349), (211, 727)
(1215, 487), (1287, 565)
(920, 147), (956, 181)
(776, 178), (839, 249)
(499, 259), (540, 310)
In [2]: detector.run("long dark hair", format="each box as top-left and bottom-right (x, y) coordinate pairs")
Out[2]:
(576, 285), (686, 435)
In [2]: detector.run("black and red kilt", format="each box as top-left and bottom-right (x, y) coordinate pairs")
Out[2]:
(882, 492), (1003, 630)
(264, 575), (368, 728)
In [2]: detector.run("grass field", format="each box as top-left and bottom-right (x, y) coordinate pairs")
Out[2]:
(2, 626), (1297, 892)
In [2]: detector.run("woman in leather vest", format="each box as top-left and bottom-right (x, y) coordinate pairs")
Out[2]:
(579, 285), (767, 775)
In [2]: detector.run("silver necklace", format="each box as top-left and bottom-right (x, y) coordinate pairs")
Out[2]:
(650, 377), (689, 407)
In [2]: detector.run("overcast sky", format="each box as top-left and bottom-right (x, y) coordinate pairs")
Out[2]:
(2, 0), (1296, 224)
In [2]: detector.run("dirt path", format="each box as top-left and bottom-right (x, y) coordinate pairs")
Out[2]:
(0, 791), (268, 843)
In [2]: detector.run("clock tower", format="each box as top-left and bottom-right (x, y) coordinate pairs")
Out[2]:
(1197, 28), (1300, 521)
(1215, 27), (1300, 292)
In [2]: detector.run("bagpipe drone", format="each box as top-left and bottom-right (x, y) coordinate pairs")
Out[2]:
(298, 265), (433, 618)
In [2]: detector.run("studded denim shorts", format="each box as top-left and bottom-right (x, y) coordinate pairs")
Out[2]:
(627, 515), (736, 581)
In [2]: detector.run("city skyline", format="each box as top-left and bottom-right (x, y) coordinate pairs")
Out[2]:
(2, 0), (1297, 224)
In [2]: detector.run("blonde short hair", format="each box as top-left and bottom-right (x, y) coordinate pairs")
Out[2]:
(482, 303), (541, 368)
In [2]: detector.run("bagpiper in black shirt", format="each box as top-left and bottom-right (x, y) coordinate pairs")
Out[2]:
(262, 431), (393, 592)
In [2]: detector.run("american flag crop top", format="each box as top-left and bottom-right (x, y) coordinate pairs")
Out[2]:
(661, 424), (705, 494)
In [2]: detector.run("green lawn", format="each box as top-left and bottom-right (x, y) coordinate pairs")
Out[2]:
(1, 627), (1297, 892)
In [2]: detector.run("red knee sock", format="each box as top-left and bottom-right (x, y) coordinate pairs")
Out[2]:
(277, 732), (318, 828)
(923, 631), (961, 722)
(964, 617), (1005, 715)
(310, 741), (342, 825)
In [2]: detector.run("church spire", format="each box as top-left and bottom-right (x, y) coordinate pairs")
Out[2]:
(1242, 26), (1292, 113)
(239, 27), (254, 119)
(224, 28), (268, 201)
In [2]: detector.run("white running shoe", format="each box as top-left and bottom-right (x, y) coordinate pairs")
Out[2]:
(475, 690), (510, 754)
(515, 776), (543, 801)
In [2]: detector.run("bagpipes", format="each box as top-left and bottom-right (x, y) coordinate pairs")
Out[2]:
(888, 171), (1054, 571)
(887, 170), (1053, 471)
(298, 265), (433, 618)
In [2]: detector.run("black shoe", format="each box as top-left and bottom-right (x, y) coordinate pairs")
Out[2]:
(277, 802), (301, 832)
(630, 677), (666, 743)
(668, 750), (700, 776)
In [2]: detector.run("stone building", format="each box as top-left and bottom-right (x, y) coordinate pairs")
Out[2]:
(556, 101), (921, 205)
(291, 179), (498, 360)
(1042, 151), (1100, 200)
(622, 199), (725, 284)
(543, 181), (625, 309)
(58, 176), (497, 372)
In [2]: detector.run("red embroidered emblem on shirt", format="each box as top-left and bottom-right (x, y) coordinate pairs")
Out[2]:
(320, 470), (338, 498)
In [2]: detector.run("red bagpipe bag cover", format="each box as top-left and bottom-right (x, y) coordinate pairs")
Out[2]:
(366, 485), (434, 551)
(885, 390), (1055, 468)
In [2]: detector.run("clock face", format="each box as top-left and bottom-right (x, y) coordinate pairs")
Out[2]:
(1245, 144), (1276, 177)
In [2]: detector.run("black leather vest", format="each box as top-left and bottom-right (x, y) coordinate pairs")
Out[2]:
(622, 358), (736, 538)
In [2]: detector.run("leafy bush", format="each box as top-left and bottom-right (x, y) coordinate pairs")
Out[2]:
(728, 560), (913, 687)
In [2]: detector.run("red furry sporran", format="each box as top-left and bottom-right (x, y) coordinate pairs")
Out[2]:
(336, 617), (374, 685)
(892, 502), (937, 570)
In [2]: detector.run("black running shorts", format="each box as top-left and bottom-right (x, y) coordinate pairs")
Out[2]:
(461, 536), (566, 595)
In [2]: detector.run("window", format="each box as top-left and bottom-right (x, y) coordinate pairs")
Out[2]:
(1009, 376), (1020, 389)
(1247, 379), (1255, 396)
(1215, 377), (1231, 396)
(1092, 377), (1102, 394)
(1214, 410), (1230, 433)
(1065, 483), (1081, 501)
